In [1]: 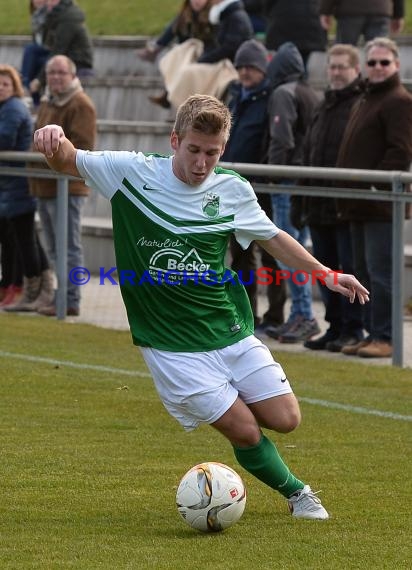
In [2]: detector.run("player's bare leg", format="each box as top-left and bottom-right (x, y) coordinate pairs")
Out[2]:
(211, 397), (329, 520)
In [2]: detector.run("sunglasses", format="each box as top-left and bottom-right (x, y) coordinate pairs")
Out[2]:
(366, 59), (394, 67)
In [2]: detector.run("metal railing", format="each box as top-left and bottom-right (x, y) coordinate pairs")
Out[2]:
(1, 152), (412, 367)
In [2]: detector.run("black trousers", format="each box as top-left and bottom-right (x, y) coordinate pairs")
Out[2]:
(7, 211), (49, 278)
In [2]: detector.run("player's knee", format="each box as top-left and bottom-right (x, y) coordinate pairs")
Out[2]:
(268, 407), (301, 433)
(277, 410), (301, 433)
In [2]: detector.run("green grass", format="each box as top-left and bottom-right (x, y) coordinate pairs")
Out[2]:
(1, 0), (412, 36)
(0, 0), (182, 36)
(0, 313), (411, 569)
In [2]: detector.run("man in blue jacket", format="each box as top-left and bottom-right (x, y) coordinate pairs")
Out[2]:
(222, 39), (287, 332)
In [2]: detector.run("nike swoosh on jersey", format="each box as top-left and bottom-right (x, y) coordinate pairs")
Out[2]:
(143, 183), (161, 191)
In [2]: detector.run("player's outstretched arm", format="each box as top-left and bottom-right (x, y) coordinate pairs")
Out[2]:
(34, 124), (80, 178)
(257, 231), (369, 305)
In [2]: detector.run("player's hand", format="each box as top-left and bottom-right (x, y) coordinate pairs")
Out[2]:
(325, 272), (370, 304)
(34, 125), (65, 158)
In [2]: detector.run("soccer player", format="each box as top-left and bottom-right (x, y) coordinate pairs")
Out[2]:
(34, 94), (369, 520)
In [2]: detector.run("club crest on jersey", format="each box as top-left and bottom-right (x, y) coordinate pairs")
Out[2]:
(202, 191), (220, 218)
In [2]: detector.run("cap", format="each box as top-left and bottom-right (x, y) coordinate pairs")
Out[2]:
(234, 39), (269, 74)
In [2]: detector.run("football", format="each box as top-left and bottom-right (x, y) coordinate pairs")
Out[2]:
(176, 462), (246, 533)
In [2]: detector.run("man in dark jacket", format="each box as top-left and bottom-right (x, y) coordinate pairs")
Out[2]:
(29, 0), (94, 99)
(265, 42), (321, 344)
(336, 37), (412, 358)
(320, 0), (404, 45)
(263, 0), (327, 67)
(222, 39), (287, 332)
(294, 43), (365, 352)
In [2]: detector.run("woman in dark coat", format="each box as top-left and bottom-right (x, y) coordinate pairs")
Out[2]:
(0, 65), (51, 311)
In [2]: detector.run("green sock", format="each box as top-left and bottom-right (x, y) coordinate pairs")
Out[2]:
(233, 433), (304, 498)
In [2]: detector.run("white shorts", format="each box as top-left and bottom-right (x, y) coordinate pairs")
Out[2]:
(140, 336), (293, 431)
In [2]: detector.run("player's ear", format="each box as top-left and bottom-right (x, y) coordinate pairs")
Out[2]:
(170, 131), (179, 151)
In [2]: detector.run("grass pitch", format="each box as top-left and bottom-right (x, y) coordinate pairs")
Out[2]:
(0, 313), (411, 569)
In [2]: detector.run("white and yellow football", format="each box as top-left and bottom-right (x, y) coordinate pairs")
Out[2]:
(176, 462), (246, 533)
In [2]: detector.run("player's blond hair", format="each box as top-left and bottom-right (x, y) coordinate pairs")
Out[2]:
(173, 94), (232, 143)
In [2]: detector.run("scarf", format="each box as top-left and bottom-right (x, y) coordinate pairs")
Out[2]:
(42, 77), (83, 107)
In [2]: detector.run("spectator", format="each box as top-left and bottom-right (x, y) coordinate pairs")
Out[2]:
(263, 0), (327, 68)
(30, 55), (96, 317)
(320, 0), (405, 46)
(264, 42), (321, 344)
(336, 37), (412, 358)
(150, 0), (253, 110)
(29, 0), (94, 102)
(21, 0), (50, 108)
(292, 43), (365, 352)
(137, 0), (215, 64)
(146, 0), (216, 108)
(221, 39), (287, 330)
(0, 64), (53, 313)
(243, 0), (266, 36)
(200, 0), (254, 62)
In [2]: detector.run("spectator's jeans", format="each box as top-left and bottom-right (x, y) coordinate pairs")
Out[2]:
(21, 43), (50, 105)
(271, 193), (314, 321)
(350, 221), (392, 341)
(21, 43), (50, 87)
(38, 195), (86, 310)
(336, 16), (389, 45)
(309, 223), (364, 336)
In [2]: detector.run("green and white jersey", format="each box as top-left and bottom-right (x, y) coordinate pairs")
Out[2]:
(77, 150), (278, 351)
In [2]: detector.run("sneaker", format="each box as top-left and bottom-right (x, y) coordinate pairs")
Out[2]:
(0, 285), (23, 308)
(265, 317), (301, 340)
(288, 485), (329, 520)
(341, 339), (370, 355)
(304, 329), (340, 350)
(357, 340), (392, 358)
(326, 333), (363, 353)
(279, 318), (321, 344)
